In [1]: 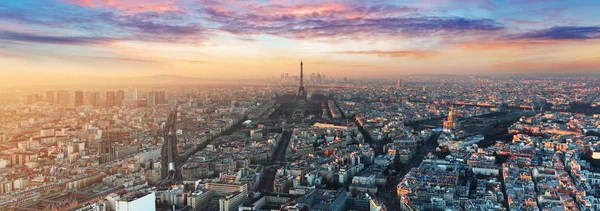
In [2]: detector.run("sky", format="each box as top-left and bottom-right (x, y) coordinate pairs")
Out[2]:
(0, 0), (599, 79)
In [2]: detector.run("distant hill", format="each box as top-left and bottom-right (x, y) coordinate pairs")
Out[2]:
(130, 74), (205, 84)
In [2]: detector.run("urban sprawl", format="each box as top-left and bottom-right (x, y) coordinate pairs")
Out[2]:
(1, 68), (600, 211)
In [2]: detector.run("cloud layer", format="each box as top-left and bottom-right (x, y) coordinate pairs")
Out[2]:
(519, 26), (600, 40)
(0, 0), (599, 76)
(0, 30), (111, 45)
(202, 1), (504, 40)
(1, 0), (598, 45)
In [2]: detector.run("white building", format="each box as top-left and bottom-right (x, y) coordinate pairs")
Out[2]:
(116, 192), (156, 211)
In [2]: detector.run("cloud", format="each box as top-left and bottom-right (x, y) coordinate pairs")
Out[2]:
(175, 60), (210, 65)
(60, 0), (180, 13)
(79, 56), (160, 63)
(518, 26), (600, 40)
(0, 30), (111, 45)
(501, 18), (538, 25)
(79, 56), (210, 65)
(509, 0), (565, 6)
(312, 60), (378, 68)
(333, 50), (435, 58)
(1, 0), (505, 44)
(114, 12), (206, 42)
(200, 1), (503, 40)
(210, 12), (503, 39)
(0, 1), (206, 44)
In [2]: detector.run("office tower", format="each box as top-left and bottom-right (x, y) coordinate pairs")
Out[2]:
(397, 79), (402, 90)
(147, 92), (157, 107)
(106, 91), (116, 107)
(57, 90), (69, 107)
(157, 91), (166, 105)
(85, 92), (99, 106)
(45, 91), (54, 105)
(26, 94), (43, 104)
(116, 90), (125, 106)
(94, 92), (100, 106)
(127, 88), (138, 101)
(73, 91), (84, 106)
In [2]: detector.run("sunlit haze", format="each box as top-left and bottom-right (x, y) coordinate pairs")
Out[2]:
(1, 0), (599, 84)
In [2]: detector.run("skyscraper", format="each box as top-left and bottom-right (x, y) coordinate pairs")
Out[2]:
(116, 90), (125, 106)
(127, 88), (138, 101)
(106, 91), (116, 107)
(45, 91), (54, 105)
(397, 79), (402, 90)
(157, 91), (166, 105)
(147, 92), (157, 107)
(57, 90), (69, 107)
(73, 91), (84, 106)
(85, 92), (99, 106)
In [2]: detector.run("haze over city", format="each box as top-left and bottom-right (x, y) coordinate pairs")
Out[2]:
(1, 0), (599, 83)
(2, 1), (600, 211)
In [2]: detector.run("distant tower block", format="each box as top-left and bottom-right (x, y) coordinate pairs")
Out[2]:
(397, 79), (402, 90)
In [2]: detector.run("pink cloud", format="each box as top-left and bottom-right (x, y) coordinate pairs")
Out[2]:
(333, 50), (436, 58)
(202, 0), (417, 25)
(61, 0), (180, 13)
(502, 18), (539, 25)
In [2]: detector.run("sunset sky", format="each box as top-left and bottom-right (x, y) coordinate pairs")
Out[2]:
(1, 0), (599, 79)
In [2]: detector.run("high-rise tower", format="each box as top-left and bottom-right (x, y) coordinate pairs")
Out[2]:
(297, 61), (307, 100)
(73, 91), (84, 107)
(106, 91), (116, 107)
(57, 90), (69, 107)
(46, 91), (55, 105)
(116, 90), (125, 106)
